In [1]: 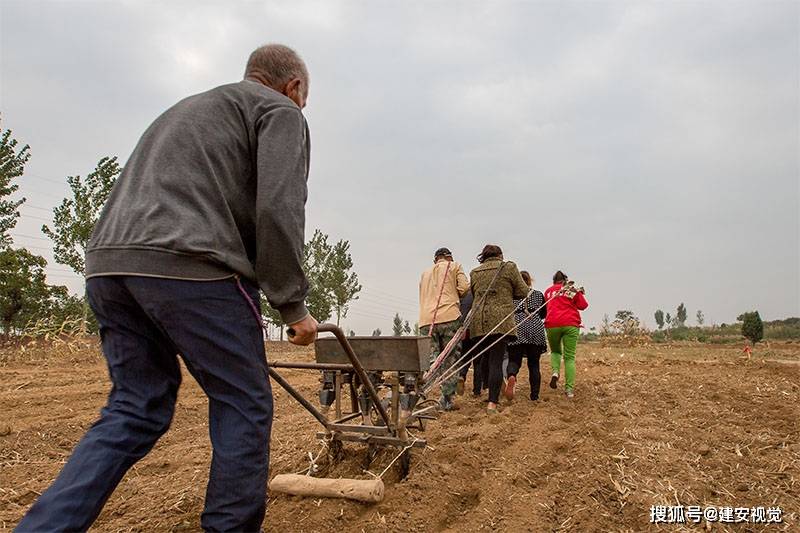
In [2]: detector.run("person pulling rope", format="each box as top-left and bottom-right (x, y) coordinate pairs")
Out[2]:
(417, 247), (469, 411)
(426, 282), (584, 398)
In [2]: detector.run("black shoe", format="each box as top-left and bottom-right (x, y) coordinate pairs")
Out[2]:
(530, 395), (539, 401)
(549, 373), (559, 389)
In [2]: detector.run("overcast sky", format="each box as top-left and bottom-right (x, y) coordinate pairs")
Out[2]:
(1, 0), (798, 335)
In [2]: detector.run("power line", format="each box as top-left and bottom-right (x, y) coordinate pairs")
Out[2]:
(359, 288), (417, 303)
(24, 172), (68, 186)
(355, 294), (417, 313)
(43, 265), (76, 273)
(19, 204), (53, 212)
(17, 213), (52, 223)
(356, 291), (417, 308)
(363, 287), (418, 304)
(353, 299), (417, 317)
(10, 232), (50, 242)
(346, 309), (396, 321)
(360, 286), (418, 306)
(11, 243), (52, 252)
(16, 186), (65, 201)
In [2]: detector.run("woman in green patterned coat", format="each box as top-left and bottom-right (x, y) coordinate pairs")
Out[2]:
(468, 244), (529, 414)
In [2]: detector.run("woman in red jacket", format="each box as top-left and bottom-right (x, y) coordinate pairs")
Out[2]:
(544, 271), (588, 398)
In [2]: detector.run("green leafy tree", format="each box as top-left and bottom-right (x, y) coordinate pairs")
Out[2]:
(302, 230), (334, 322)
(615, 310), (634, 322)
(403, 320), (411, 335)
(41, 156), (120, 331)
(392, 313), (404, 336)
(0, 248), (65, 337)
(371, 328), (381, 336)
(49, 291), (98, 333)
(696, 310), (705, 326)
(300, 229), (362, 324)
(0, 121), (31, 247)
(676, 303), (687, 327)
(328, 239), (361, 325)
(258, 229), (362, 334)
(260, 230), (332, 335)
(612, 310), (642, 336)
(665, 312), (672, 329)
(413, 322), (420, 336)
(741, 311), (764, 346)
(41, 156), (121, 275)
(654, 309), (665, 330)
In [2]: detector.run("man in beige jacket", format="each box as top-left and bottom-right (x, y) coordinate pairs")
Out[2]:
(419, 247), (469, 410)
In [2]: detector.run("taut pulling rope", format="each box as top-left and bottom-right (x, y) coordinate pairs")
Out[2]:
(423, 282), (583, 394)
(423, 262), (508, 381)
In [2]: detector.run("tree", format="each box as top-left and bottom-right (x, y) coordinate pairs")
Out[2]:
(741, 311), (764, 346)
(413, 322), (420, 336)
(259, 229), (362, 335)
(0, 121), (31, 247)
(327, 239), (361, 325)
(403, 320), (411, 335)
(599, 314), (612, 335)
(696, 310), (705, 326)
(301, 230), (362, 324)
(302, 230), (334, 322)
(665, 312), (672, 329)
(392, 313), (404, 336)
(654, 309), (665, 330)
(41, 156), (120, 331)
(676, 303), (688, 327)
(41, 156), (121, 275)
(0, 248), (65, 337)
(611, 310), (643, 337)
(371, 328), (382, 336)
(48, 290), (97, 333)
(615, 310), (634, 322)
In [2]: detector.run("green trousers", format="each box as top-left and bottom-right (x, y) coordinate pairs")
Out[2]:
(420, 319), (462, 402)
(547, 326), (579, 392)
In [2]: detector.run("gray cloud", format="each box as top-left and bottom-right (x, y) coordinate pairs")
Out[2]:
(1, 0), (797, 334)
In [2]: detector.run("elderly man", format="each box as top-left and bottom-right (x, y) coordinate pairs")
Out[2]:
(17, 44), (317, 533)
(419, 247), (469, 411)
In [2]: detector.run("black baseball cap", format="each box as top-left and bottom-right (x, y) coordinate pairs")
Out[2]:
(434, 247), (452, 258)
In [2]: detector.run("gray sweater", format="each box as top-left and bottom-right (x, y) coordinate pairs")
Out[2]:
(86, 80), (310, 324)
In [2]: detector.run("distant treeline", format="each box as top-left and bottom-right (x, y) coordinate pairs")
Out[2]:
(585, 311), (799, 344)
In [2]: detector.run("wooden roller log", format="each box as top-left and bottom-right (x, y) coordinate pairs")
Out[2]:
(269, 474), (385, 503)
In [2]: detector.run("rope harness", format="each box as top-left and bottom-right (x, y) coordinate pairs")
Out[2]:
(236, 267), (584, 403)
(423, 282), (582, 394)
(427, 261), (451, 337)
(422, 261), (507, 381)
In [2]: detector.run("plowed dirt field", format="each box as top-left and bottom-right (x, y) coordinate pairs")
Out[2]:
(1, 340), (797, 532)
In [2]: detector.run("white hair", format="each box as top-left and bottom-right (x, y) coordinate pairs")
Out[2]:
(244, 44), (309, 94)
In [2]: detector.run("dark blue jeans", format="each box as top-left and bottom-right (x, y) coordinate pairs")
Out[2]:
(16, 276), (273, 533)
